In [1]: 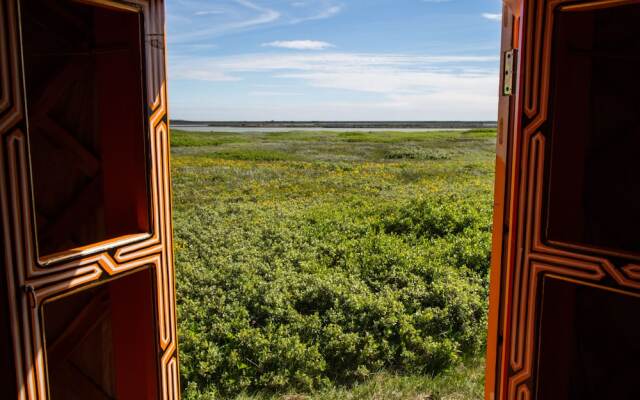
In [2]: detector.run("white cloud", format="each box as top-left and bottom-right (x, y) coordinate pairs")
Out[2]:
(169, 1), (345, 44)
(262, 40), (335, 50)
(482, 13), (502, 21)
(169, 53), (500, 117)
(172, 68), (240, 82)
(248, 91), (303, 96)
(171, 94), (497, 121)
(171, 0), (280, 43)
(171, 52), (498, 74)
(194, 10), (225, 16)
(276, 70), (495, 95)
(291, 5), (343, 24)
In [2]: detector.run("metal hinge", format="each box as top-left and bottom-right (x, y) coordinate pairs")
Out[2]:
(503, 49), (517, 96)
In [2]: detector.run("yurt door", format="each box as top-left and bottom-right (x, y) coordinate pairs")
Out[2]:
(0, 0), (179, 399)
(486, 0), (640, 399)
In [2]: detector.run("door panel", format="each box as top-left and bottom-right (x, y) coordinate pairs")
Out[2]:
(0, 0), (180, 399)
(486, 0), (640, 399)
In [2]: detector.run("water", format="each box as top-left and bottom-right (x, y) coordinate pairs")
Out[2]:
(171, 125), (471, 133)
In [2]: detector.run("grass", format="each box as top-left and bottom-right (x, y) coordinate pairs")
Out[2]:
(171, 128), (496, 400)
(235, 360), (485, 400)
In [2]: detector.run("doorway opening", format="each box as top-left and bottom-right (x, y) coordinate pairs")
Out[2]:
(170, 0), (502, 397)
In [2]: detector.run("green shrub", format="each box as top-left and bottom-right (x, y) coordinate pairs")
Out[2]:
(172, 129), (495, 399)
(175, 196), (490, 398)
(384, 148), (452, 161)
(171, 130), (250, 147)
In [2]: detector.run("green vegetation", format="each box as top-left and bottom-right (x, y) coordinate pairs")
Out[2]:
(230, 360), (485, 400)
(171, 129), (496, 400)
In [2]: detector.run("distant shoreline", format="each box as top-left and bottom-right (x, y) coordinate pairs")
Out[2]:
(171, 121), (497, 129)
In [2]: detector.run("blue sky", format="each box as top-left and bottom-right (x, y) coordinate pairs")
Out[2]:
(166, 0), (503, 121)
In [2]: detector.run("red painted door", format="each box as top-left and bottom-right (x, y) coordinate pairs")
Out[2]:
(486, 0), (640, 399)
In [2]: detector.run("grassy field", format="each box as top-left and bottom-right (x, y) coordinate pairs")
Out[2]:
(170, 129), (496, 399)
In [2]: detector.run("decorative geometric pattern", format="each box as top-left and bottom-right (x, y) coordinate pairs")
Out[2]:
(0, 0), (179, 398)
(0, 0), (23, 133)
(489, 0), (640, 399)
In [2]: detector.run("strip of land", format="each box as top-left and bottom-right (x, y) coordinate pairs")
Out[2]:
(171, 120), (498, 130)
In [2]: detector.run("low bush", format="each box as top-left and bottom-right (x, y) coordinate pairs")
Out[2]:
(172, 129), (495, 399)
(176, 197), (490, 398)
(384, 148), (452, 161)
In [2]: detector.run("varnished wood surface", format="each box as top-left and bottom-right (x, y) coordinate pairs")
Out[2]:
(0, 0), (179, 398)
(486, 1), (640, 399)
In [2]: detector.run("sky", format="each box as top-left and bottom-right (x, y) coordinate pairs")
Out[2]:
(166, 0), (503, 121)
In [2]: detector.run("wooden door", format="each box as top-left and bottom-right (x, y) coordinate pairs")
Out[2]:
(0, 0), (180, 398)
(486, 0), (640, 399)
